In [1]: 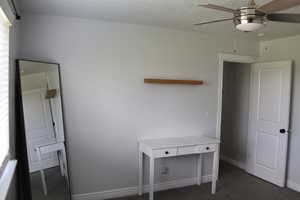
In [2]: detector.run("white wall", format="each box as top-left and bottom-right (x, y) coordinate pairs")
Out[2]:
(221, 62), (250, 166)
(259, 35), (300, 189)
(19, 13), (258, 195)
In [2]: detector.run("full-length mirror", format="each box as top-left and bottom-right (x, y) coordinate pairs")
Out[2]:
(17, 60), (70, 200)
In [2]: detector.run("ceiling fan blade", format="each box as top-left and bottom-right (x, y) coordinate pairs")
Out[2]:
(258, 0), (300, 13)
(198, 3), (237, 13)
(194, 18), (233, 26)
(267, 13), (300, 23)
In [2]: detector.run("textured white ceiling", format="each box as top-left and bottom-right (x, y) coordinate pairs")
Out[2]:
(19, 0), (300, 40)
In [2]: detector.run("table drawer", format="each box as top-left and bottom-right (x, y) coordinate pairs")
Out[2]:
(177, 145), (198, 155)
(198, 144), (216, 153)
(153, 148), (177, 158)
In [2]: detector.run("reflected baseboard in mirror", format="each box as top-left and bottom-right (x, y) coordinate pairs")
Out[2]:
(16, 59), (71, 200)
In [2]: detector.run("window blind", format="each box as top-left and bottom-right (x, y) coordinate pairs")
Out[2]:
(0, 7), (10, 169)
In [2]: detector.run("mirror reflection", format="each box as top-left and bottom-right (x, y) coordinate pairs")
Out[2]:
(18, 60), (70, 200)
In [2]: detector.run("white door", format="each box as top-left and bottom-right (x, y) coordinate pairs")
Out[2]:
(23, 89), (59, 172)
(247, 60), (292, 187)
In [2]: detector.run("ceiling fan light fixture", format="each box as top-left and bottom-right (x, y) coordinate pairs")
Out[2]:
(236, 21), (265, 31)
(234, 15), (265, 32)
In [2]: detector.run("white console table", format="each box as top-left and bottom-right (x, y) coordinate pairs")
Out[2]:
(138, 136), (220, 200)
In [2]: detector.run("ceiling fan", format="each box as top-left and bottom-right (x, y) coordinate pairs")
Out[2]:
(195, 0), (300, 32)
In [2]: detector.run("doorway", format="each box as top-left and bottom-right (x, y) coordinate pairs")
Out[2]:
(220, 61), (251, 170)
(217, 54), (292, 187)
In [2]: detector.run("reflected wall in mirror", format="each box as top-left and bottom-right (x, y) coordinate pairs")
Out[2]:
(17, 60), (70, 200)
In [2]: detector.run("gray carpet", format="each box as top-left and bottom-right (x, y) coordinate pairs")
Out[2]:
(110, 162), (300, 200)
(30, 167), (68, 200)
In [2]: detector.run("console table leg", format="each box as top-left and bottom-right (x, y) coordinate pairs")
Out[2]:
(212, 144), (220, 194)
(138, 150), (143, 196)
(149, 157), (154, 200)
(197, 154), (202, 185)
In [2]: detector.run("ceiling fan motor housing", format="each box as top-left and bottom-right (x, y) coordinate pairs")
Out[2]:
(234, 7), (266, 32)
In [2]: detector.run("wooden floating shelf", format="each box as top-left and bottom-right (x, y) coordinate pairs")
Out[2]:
(144, 79), (203, 85)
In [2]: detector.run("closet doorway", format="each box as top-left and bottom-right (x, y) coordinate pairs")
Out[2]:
(220, 61), (251, 170)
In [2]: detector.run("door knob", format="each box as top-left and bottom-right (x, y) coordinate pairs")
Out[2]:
(280, 129), (286, 134)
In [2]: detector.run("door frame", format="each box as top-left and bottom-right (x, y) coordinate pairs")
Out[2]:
(216, 53), (257, 142)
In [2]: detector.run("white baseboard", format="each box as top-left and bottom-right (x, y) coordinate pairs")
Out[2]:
(72, 175), (212, 200)
(221, 155), (245, 170)
(287, 180), (300, 193)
